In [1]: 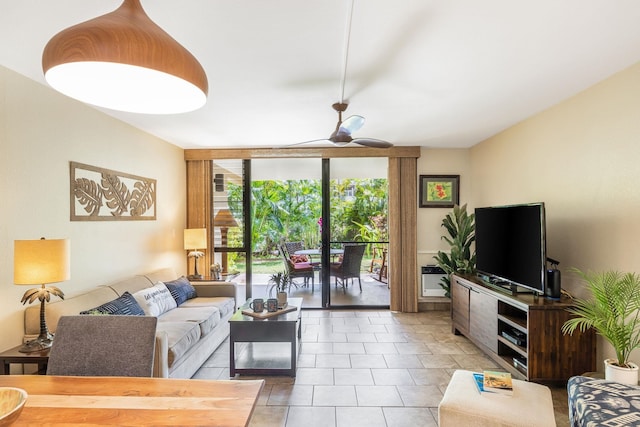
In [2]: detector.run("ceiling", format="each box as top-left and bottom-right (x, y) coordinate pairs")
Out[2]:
(2, 1), (639, 150)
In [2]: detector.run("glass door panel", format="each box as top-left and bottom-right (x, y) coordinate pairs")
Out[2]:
(250, 158), (323, 307)
(212, 160), (247, 303)
(328, 157), (389, 307)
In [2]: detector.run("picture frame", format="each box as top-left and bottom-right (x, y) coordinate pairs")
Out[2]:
(419, 175), (459, 208)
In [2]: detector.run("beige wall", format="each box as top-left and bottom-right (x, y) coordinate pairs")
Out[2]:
(416, 149), (472, 275)
(0, 66), (187, 353)
(469, 61), (640, 363)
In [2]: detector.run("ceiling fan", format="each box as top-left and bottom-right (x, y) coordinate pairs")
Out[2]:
(291, 0), (393, 149)
(295, 102), (393, 148)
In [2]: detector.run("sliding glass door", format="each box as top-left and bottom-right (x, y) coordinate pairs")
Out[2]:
(208, 157), (389, 309)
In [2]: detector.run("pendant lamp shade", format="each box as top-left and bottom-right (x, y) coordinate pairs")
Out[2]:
(42, 0), (208, 114)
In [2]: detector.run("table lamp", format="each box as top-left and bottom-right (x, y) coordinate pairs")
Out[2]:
(14, 237), (70, 353)
(184, 228), (207, 280)
(214, 209), (238, 273)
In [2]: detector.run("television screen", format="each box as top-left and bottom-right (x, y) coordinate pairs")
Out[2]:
(475, 203), (546, 294)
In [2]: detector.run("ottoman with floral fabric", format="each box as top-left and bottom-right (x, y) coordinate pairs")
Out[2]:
(568, 375), (640, 426)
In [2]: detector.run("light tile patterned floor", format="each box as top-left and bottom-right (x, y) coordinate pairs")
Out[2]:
(194, 310), (569, 427)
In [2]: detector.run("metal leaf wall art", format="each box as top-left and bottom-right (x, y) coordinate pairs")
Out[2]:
(70, 162), (156, 221)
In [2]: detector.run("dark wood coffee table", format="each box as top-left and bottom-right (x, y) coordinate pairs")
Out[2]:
(0, 344), (49, 375)
(229, 297), (302, 377)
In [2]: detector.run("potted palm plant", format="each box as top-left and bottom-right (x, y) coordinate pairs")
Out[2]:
(433, 204), (476, 298)
(562, 269), (640, 385)
(269, 271), (290, 308)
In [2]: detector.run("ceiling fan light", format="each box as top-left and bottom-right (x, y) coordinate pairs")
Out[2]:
(41, 0), (208, 114)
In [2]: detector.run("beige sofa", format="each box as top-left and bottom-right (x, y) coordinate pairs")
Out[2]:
(23, 268), (237, 379)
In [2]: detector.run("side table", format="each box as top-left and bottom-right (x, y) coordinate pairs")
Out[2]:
(229, 297), (302, 377)
(0, 344), (49, 375)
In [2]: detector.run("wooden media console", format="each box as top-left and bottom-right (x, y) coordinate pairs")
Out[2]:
(451, 274), (595, 382)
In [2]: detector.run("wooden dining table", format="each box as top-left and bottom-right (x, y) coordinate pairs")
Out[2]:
(0, 375), (264, 426)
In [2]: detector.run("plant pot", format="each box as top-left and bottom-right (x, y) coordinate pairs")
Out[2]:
(277, 291), (288, 308)
(604, 358), (639, 385)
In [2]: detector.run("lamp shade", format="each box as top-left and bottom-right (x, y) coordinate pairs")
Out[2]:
(214, 209), (239, 228)
(184, 228), (207, 250)
(42, 0), (208, 114)
(14, 238), (71, 285)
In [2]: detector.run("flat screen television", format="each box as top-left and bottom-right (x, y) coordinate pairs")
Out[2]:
(474, 202), (546, 295)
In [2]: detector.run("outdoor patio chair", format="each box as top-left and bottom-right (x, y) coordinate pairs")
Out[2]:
(279, 244), (315, 292)
(47, 315), (157, 377)
(369, 246), (388, 285)
(330, 244), (366, 293)
(284, 241), (306, 261)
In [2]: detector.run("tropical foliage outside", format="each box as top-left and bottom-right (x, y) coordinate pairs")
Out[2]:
(224, 178), (388, 272)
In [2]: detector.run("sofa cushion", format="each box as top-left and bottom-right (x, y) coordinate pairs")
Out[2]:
(158, 306), (221, 336)
(144, 268), (180, 284)
(24, 286), (120, 335)
(181, 297), (236, 317)
(107, 275), (155, 296)
(164, 277), (197, 305)
(79, 291), (145, 316)
(132, 282), (177, 316)
(155, 321), (202, 368)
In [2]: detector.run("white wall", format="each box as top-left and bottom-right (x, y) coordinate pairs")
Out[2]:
(0, 66), (187, 352)
(469, 61), (640, 363)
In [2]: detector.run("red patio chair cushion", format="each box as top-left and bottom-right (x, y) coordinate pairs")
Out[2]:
(290, 254), (309, 264)
(291, 261), (313, 271)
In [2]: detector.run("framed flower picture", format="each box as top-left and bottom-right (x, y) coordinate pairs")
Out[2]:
(419, 175), (459, 208)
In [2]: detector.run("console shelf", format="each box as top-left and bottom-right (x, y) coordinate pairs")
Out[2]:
(497, 335), (527, 357)
(451, 274), (595, 383)
(497, 313), (527, 333)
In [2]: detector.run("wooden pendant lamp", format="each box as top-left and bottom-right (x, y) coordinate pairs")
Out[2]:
(42, 0), (208, 114)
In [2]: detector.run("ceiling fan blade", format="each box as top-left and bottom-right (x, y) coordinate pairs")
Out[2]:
(284, 138), (331, 147)
(352, 138), (393, 148)
(339, 115), (365, 134)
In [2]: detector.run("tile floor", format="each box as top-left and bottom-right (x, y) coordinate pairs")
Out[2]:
(230, 272), (391, 308)
(193, 309), (570, 427)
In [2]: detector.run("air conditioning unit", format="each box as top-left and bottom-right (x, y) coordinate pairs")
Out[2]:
(422, 265), (446, 297)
